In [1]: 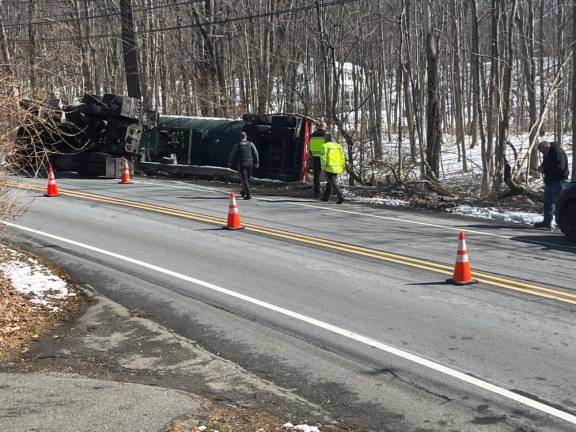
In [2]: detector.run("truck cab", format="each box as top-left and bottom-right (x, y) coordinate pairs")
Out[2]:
(555, 182), (576, 242)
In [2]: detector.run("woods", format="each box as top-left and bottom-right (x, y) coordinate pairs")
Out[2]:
(1, 0), (575, 196)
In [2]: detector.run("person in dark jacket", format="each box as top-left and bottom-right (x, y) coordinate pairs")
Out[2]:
(534, 141), (569, 229)
(228, 131), (259, 200)
(308, 122), (327, 199)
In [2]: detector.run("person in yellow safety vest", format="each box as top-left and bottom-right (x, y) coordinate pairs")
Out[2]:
(320, 132), (346, 204)
(308, 121), (327, 199)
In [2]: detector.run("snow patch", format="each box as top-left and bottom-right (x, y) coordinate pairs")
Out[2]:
(450, 205), (543, 225)
(0, 248), (74, 310)
(345, 191), (409, 208)
(283, 423), (320, 432)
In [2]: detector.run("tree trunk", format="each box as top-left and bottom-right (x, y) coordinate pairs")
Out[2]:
(120, 0), (142, 99)
(486, 0), (501, 190)
(518, 0), (539, 177)
(72, 0), (94, 93)
(27, 1), (36, 89)
(470, 0), (490, 187)
(397, 9), (404, 178)
(495, 0), (517, 189)
(452, 0), (467, 172)
(423, 0), (441, 180)
(0, 1), (12, 76)
(555, 0), (564, 144)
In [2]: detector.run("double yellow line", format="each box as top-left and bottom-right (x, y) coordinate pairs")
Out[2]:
(9, 181), (576, 306)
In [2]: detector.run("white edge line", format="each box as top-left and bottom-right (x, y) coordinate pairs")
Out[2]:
(3, 220), (575, 425)
(283, 201), (514, 239)
(136, 180), (225, 194)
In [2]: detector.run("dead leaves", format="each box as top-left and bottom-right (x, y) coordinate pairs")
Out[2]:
(0, 248), (86, 360)
(169, 402), (365, 432)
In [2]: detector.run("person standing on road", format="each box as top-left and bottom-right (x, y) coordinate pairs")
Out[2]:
(534, 141), (569, 229)
(308, 121), (328, 199)
(320, 133), (346, 204)
(228, 131), (259, 200)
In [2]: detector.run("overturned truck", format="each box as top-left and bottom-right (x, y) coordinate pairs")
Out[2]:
(21, 94), (312, 182)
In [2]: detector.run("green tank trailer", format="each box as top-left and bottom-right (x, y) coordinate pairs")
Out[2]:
(18, 94), (312, 183)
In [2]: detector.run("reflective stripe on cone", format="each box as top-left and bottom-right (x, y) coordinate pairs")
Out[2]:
(44, 167), (59, 197)
(447, 231), (478, 285)
(223, 192), (244, 230)
(119, 159), (133, 184)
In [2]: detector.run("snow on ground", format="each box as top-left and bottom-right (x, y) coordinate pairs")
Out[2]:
(0, 248), (74, 310)
(438, 132), (573, 182)
(283, 422), (321, 432)
(345, 193), (409, 208)
(374, 131), (573, 183)
(449, 205), (542, 225)
(343, 190), (542, 226)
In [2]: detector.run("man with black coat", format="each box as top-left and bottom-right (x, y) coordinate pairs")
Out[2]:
(534, 141), (569, 229)
(228, 131), (259, 200)
(308, 122), (327, 199)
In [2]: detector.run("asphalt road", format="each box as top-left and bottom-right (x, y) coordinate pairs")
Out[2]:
(4, 175), (576, 431)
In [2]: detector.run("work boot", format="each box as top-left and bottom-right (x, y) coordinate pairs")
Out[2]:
(534, 217), (552, 229)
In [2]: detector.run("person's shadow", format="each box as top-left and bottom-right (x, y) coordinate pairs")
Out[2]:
(177, 196), (228, 200)
(461, 224), (576, 252)
(510, 233), (576, 252)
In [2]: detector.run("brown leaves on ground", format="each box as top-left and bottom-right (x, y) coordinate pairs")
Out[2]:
(170, 402), (364, 432)
(0, 247), (87, 360)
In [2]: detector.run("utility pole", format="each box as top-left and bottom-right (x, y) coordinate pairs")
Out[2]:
(120, 0), (142, 99)
(572, 2), (576, 180)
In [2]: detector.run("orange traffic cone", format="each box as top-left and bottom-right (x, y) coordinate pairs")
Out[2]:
(118, 158), (133, 184)
(44, 167), (59, 197)
(448, 231), (478, 285)
(223, 192), (244, 230)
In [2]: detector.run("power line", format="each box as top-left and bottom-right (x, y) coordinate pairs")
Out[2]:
(140, 0), (359, 35)
(2, 0), (196, 30)
(2, 0), (100, 3)
(7, 0), (360, 44)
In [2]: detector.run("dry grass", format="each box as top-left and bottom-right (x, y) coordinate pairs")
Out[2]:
(169, 402), (364, 432)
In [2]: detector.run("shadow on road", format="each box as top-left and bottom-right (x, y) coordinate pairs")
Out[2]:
(464, 223), (531, 231)
(463, 224), (576, 253)
(405, 281), (451, 287)
(177, 196), (228, 200)
(509, 234), (576, 253)
(197, 227), (238, 231)
(261, 199), (325, 203)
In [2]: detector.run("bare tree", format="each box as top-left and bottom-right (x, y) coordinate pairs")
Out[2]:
(423, 0), (441, 180)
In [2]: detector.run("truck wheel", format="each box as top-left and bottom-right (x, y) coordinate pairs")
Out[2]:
(560, 202), (576, 243)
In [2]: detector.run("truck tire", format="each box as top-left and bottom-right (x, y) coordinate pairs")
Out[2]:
(559, 201), (576, 243)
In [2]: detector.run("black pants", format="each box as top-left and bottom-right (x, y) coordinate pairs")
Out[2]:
(311, 156), (322, 197)
(322, 172), (344, 202)
(238, 161), (253, 198)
